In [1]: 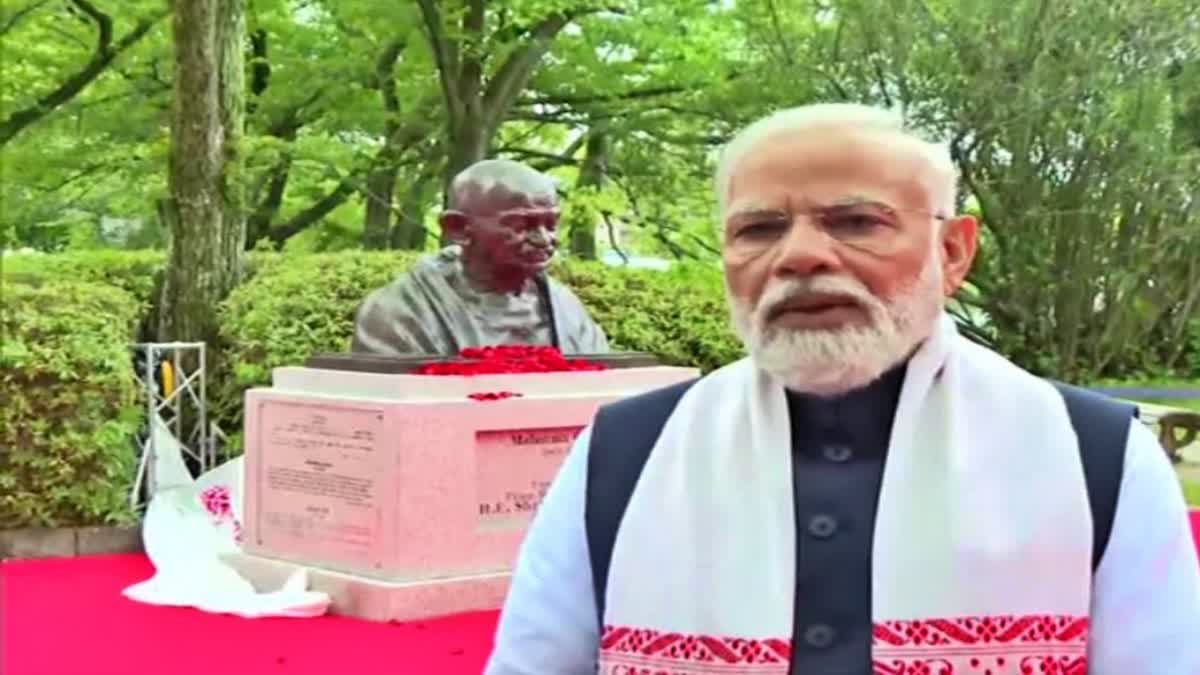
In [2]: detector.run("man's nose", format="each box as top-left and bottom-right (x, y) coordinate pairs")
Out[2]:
(527, 226), (555, 247)
(771, 218), (842, 278)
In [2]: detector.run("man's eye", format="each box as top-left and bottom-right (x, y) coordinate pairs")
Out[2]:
(510, 215), (556, 231)
(737, 222), (786, 238)
(826, 213), (886, 232)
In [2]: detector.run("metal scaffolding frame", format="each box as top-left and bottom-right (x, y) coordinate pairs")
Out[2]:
(130, 341), (220, 510)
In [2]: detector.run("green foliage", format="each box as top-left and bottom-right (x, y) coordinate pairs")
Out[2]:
(1189, 318), (1200, 377)
(1, 0), (170, 251)
(553, 259), (743, 371)
(213, 251), (419, 431)
(1182, 477), (1200, 507)
(0, 280), (143, 528)
(211, 250), (743, 436)
(3, 250), (165, 303)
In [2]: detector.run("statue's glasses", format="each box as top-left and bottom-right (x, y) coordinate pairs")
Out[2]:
(723, 199), (946, 258)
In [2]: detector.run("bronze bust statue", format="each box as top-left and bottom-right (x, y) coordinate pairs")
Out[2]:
(352, 159), (610, 356)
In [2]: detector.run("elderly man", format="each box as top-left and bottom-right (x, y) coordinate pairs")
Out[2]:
(485, 105), (1200, 674)
(352, 159), (609, 356)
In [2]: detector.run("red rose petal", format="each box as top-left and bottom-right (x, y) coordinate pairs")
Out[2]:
(415, 346), (607, 377)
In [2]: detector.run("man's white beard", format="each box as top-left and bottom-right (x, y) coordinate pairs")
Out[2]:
(728, 261), (944, 397)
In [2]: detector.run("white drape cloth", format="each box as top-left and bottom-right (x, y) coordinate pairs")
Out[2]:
(122, 416), (330, 619)
(602, 317), (1093, 673)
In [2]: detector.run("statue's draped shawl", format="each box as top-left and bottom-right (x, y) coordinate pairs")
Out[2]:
(352, 246), (609, 356)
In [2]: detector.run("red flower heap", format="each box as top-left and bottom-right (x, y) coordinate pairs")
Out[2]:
(414, 345), (606, 401)
(415, 345), (606, 376)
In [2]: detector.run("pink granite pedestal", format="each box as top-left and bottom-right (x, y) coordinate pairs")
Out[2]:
(221, 551), (512, 622)
(235, 365), (698, 622)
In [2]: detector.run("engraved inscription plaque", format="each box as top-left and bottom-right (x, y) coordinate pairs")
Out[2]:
(254, 400), (387, 568)
(475, 426), (584, 530)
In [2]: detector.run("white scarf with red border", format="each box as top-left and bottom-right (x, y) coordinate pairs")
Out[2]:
(600, 316), (1092, 675)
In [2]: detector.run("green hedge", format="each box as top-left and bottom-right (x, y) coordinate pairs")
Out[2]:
(213, 252), (744, 438)
(4, 249), (1198, 526)
(1, 278), (144, 528)
(2, 250), (164, 304)
(0, 250), (743, 525)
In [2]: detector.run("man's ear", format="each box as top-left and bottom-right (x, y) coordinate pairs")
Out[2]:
(440, 211), (471, 244)
(939, 215), (979, 296)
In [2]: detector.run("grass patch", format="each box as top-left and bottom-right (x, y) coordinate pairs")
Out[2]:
(1093, 378), (1200, 412)
(1140, 398), (1200, 412)
(1182, 477), (1200, 507)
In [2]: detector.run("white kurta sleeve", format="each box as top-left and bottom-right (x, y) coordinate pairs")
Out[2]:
(484, 428), (599, 675)
(1088, 420), (1200, 674)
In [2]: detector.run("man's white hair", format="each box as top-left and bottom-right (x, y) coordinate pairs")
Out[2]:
(714, 103), (958, 216)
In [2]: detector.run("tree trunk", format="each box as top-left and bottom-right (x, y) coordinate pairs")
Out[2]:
(568, 129), (607, 259)
(443, 119), (490, 201)
(438, 121), (489, 247)
(415, 1), (587, 242)
(362, 165), (397, 249)
(216, 0), (246, 282)
(246, 156), (291, 247)
(391, 164), (438, 250)
(158, 0), (245, 343)
(361, 39), (405, 250)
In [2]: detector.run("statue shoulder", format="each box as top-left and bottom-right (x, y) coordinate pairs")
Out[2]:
(358, 254), (442, 316)
(543, 274), (589, 307)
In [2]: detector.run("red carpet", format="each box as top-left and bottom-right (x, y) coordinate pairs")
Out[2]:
(0, 554), (499, 675)
(4, 511), (1199, 675)
(1194, 509), (1200, 559)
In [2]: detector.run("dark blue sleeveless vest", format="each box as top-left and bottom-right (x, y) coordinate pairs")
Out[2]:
(584, 375), (1135, 674)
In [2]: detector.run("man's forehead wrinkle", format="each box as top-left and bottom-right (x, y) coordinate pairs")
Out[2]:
(728, 163), (936, 216)
(830, 194), (875, 206)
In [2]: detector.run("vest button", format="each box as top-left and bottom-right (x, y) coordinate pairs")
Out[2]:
(822, 444), (853, 463)
(807, 514), (838, 539)
(803, 623), (836, 649)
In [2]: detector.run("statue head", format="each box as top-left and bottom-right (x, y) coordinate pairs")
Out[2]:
(440, 159), (561, 290)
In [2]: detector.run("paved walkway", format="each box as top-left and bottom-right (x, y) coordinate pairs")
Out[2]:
(1093, 387), (1200, 400)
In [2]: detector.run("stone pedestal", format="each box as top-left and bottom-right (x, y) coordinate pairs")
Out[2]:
(231, 362), (698, 622)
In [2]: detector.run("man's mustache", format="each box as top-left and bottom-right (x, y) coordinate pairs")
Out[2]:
(756, 276), (876, 321)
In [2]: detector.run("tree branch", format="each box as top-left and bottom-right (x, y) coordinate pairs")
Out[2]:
(766, 0), (796, 66)
(0, 0), (52, 37)
(70, 0), (112, 53)
(496, 146), (580, 167)
(458, 0), (485, 118)
(482, 12), (575, 131)
(269, 177), (358, 245)
(247, 90), (326, 243)
(247, 28), (270, 113)
(269, 103), (440, 245)
(638, 126), (728, 146)
(0, 7), (167, 147)
(518, 83), (693, 107)
(601, 210), (628, 263)
(375, 38), (404, 117)
(415, 0), (460, 125)
(262, 87), (323, 137)
(34, 161), (113, 193)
